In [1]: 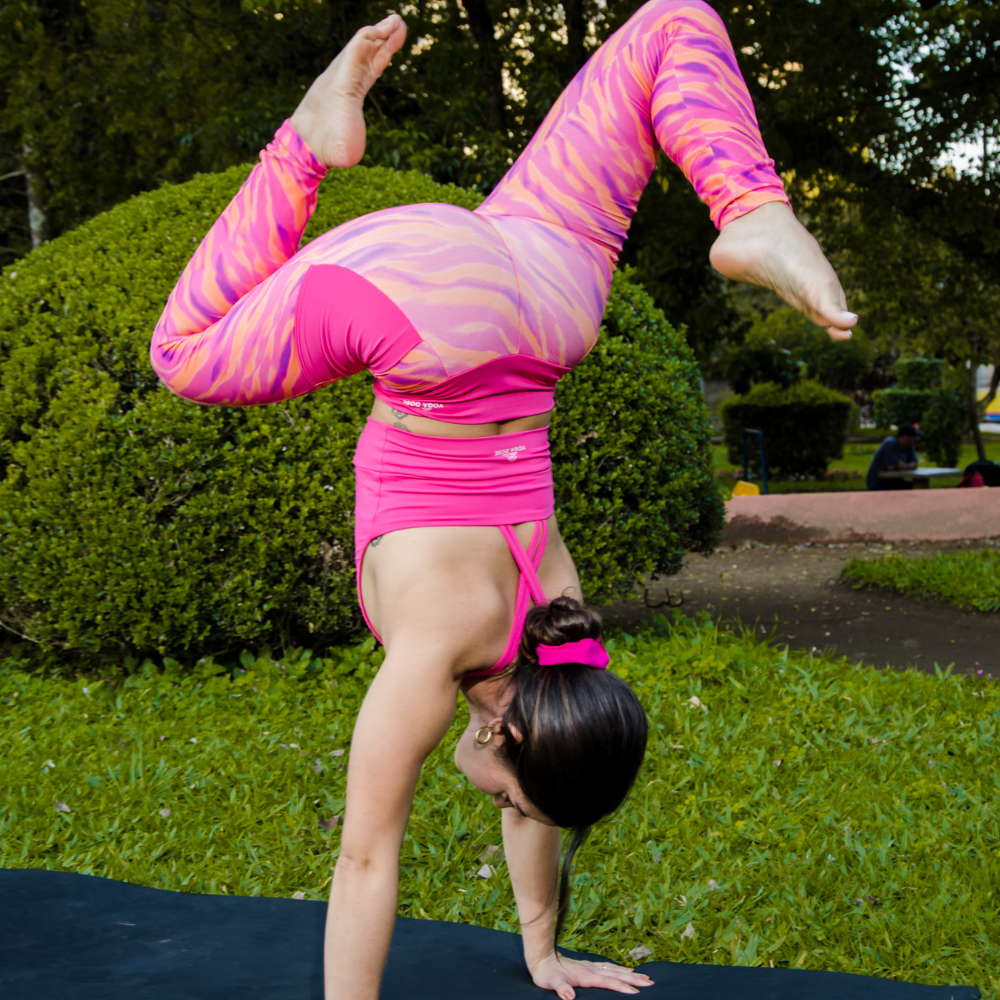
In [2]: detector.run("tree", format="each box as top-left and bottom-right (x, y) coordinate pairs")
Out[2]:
(724, 307), (876, 394)
(824, 199), (1000, 459)
(1, 0), (998, 382)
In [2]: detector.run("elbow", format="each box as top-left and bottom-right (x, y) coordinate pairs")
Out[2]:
(335, 844), (398, 879)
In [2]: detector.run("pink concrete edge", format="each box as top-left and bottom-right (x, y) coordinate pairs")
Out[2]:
(723, 489), (1000, 546)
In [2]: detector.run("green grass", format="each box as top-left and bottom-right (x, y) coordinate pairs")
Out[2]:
(2, 620), (998, 993)
(713, 435), (1000, 494)
(842, 550), (1000, 612)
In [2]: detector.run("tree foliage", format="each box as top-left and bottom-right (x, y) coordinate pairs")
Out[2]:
(724, 308), (875, 394)
(0, 0), (997, 369)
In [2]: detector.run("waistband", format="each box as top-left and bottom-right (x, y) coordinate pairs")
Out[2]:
(353, 419), (555, 551)
(372, 354), (570, 424)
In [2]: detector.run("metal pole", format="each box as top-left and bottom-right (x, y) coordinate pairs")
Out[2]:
(742, 429), (769, 494)
(757, 431), (768, 495)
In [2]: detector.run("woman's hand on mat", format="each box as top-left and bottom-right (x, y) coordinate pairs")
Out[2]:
(529, 952), (653, 998)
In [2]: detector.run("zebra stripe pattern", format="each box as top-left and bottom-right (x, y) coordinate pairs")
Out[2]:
(151, 0), (787, 408)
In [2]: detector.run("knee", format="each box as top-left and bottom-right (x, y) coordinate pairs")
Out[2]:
(640, 0), (728, 35)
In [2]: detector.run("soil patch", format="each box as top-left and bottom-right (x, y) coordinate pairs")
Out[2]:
(605, 538), (1000, 678)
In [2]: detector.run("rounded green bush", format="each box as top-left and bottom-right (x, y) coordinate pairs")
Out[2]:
(720, 379), (855, 478)
(0, 162), (721, 660)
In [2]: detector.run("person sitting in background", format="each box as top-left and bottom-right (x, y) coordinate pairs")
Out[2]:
(866, 424), (919, 491)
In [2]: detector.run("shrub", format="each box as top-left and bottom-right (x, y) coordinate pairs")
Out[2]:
(720, 379), (854, 477)
(724, 308), (875, 394)
(894, 357), (944, 391)
(872, 359), (966, 467)
(921, 381), (968, 468)
(0, 163), (721, 661)
(871, 389), (935, 429)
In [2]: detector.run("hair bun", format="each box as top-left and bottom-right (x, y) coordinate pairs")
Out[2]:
(520, 596), (603, 663)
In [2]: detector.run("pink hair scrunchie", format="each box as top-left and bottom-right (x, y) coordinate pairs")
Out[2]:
(536, 637), (610, 670)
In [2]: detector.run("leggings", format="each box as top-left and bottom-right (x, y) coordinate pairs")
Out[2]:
(150, 0), (787, 413)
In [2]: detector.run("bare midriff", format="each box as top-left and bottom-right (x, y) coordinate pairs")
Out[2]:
(370, 398), (552, 438)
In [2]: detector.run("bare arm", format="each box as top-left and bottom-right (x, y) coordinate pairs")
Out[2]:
(502, 811), (652, 999)
(324, 652), (459, 1000)
(502, 809), (561, 968)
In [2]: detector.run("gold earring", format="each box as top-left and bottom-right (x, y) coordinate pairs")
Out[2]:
(475, 726), (493, 745)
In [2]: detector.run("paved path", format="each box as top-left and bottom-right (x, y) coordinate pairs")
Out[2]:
(604, 539), (1000, 678)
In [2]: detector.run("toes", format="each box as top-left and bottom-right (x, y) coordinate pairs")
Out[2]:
(827, 326), (854, 341)
(367, 14), (407, 50)
(821, 309), (857, 340)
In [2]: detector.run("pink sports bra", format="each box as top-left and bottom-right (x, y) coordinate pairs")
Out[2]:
(466, 520), (550, 677)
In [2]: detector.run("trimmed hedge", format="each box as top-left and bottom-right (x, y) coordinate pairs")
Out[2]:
(720, 379), (854, 477)
(0, 163), (721, 660)
(872, 359), (966, 467)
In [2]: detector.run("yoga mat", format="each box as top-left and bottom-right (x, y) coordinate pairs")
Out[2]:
(0, 869), (980, 1000)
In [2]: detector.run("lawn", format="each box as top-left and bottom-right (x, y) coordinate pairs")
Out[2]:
(2, 618), (997, 994)
(842, 550), (1000, 613)
(713, 434), (1000, 494)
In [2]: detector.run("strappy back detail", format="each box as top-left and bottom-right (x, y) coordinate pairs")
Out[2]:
(498, 522), (548, 606)
(465, 519), (549, 678)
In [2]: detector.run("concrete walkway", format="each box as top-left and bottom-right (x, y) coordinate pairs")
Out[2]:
(605, 539), (1000, 678)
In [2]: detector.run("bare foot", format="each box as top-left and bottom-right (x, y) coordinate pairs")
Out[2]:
(290, 15), (407, 169)
(709, 201), (858, 340)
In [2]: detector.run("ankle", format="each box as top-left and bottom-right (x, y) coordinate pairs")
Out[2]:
(716, 192), (791, 231)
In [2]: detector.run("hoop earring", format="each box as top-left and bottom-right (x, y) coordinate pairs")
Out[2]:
(475, 726), (493, 745)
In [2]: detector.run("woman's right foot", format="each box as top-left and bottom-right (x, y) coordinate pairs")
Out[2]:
(290, 15), (407, 169)
(709, 201), (858, 340)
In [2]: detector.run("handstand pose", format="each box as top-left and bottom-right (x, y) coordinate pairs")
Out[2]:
(151, 5), (855, 998)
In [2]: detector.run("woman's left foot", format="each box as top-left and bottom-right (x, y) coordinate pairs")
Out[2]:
(290, 15), (407, 169)
(709, 201), (858, 340)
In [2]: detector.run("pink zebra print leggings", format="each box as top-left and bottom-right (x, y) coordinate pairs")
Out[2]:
(150, 0), (788, 422)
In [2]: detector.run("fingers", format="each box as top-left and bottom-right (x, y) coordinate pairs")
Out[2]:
(583, 962), (654, 994)
(539, 958), (654, 999)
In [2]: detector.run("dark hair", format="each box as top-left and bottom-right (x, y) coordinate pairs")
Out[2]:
(897, 424), (918, 438)
(499, 596), (648, 941)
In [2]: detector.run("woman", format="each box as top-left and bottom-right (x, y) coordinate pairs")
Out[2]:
(150, 5), (856, 998)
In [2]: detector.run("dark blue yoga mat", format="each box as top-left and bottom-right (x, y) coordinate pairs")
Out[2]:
(0, 869), (980, 1000)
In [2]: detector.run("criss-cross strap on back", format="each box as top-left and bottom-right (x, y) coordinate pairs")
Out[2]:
(498, 521), (548, 606)
(464, 520), (549, 678)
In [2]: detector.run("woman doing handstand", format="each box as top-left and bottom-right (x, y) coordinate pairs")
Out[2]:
(151, 4), (856, 998)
